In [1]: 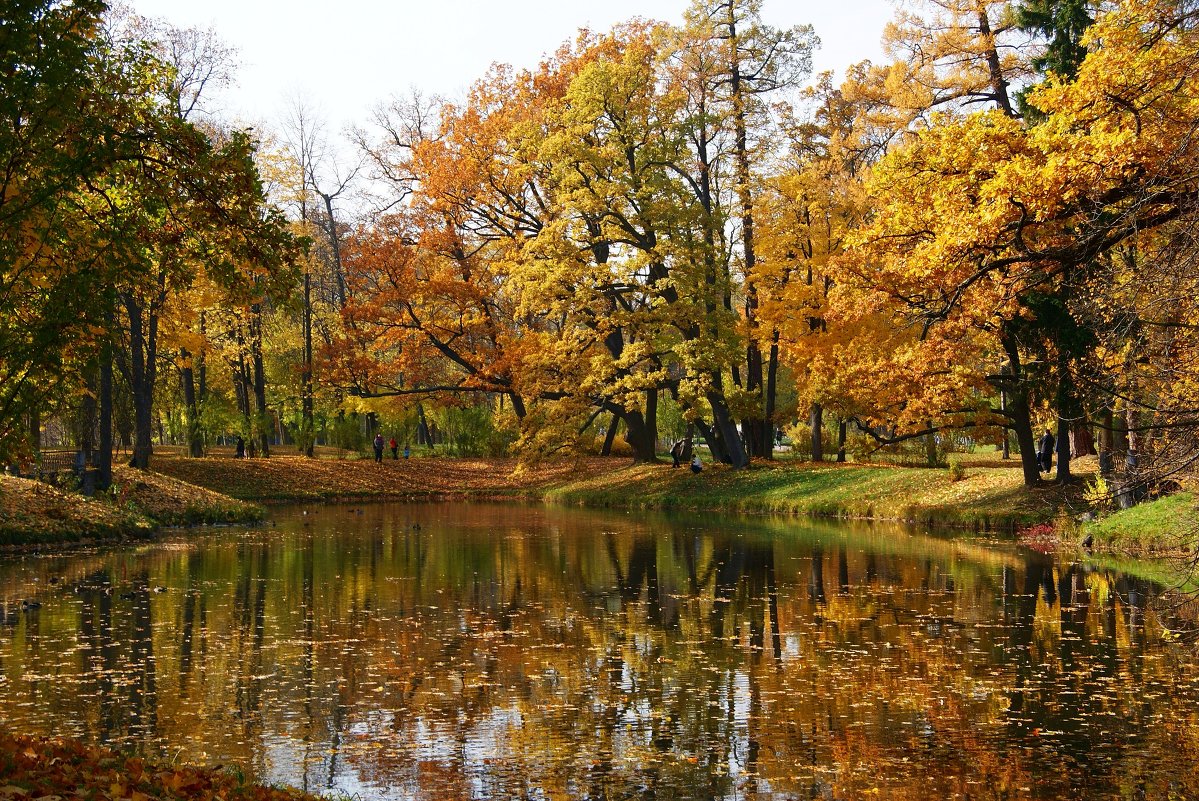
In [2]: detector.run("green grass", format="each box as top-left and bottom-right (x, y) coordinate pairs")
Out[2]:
(1086, 492), (1198, 555)
(545, 460), (1075, 532)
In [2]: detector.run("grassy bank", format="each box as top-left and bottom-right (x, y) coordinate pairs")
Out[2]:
(0, 465), (263, 547)
(151, 452), (1082, 532)
(1084, 492), (1199, 556)
(542, 459), (1080, 530)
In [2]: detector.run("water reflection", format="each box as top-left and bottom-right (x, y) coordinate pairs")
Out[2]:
(0, 503), (1197, 800)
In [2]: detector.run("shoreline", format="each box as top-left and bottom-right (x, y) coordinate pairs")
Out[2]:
(1, 453), (1191, 555)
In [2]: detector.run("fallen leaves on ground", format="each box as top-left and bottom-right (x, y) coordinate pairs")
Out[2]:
(152, 454), (627, 502)
(0, 731), (320, 801)
(0, 475), (151, 546)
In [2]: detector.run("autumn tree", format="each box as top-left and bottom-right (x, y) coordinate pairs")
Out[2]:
(679, 0), (817, 458)
(0, 0), (113, 462)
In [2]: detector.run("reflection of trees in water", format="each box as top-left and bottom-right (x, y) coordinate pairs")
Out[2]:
(1, 507), (1199, 799)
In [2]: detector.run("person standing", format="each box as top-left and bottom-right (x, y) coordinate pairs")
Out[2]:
(389, 436), (399, 459)
(670, 440), (684, 468)
(373, 433), (385, 463)
(1038, 428), (1055, 473)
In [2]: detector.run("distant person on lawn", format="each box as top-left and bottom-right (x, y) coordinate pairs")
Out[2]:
(690, 454), (703, 474)
(373, 433), (385, 463)
(1038, 428), (1055, 473)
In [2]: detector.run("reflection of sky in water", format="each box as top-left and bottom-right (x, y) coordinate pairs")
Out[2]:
(0, 502), (1196, 799)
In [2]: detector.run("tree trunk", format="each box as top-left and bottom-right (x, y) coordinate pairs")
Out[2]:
(727, 1), (767, 461)
(925, 424), (937, 467)
(622, 409), (658, 464)
(708, 382), (748, 468)
(198, 312), (207, 402)
(762, 333), (779, 459)
(1097, 407), (1115, 476)
(810, 403), (823, 463)
(28, 406), (40, 454)
(645, 387), (659, 453)
(301, 271), (315, 457)
(999, 332), (1042, 486)
(1054, 356), (1073, 483)
(97, 341), (113, 491)
(322, 193), (349, 310)
(837, 418), (847, 463)
(1070, 421), (1095, 457)
(180, 348), (203, 457)
(118, 286), (162, 471)
(250, 304), (269, 458)
(416, 403), (432, 446)
(600, 414), (619, 456)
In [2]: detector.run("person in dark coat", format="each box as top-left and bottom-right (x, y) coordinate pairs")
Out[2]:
(670, 440), (684, 468)
(235, 436), (246, 458)
(373, 433), (385, 463)
(1038, 428), (1055, 473)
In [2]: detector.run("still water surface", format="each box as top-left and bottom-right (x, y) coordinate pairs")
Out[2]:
(0, 502), (1197, 800)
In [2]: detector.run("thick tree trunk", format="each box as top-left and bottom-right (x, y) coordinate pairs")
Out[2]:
(622, 409), (658, 463)
(925, 425), (938, 467)
(810, 403), (823, 463)
(417, 403), (432, 446)
(708, 384), (748, 468)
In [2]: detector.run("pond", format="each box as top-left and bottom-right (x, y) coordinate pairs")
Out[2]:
(0, 502), (1197, 800)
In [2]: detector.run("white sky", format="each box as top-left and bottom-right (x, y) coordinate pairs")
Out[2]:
(127, 0), (894, 137)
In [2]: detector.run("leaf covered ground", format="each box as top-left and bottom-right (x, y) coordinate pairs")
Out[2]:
(0, 731), (319, 801)
(0, 466), (262, 547)
(151, 454), (621, 503)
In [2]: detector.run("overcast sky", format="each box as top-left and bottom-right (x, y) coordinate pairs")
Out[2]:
(127, 0), (894, 135)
